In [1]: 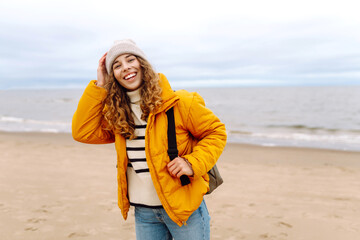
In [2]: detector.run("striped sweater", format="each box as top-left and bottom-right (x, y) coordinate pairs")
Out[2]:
(126, 89), (162, 208)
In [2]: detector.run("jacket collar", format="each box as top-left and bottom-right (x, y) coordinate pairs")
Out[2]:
(155, 73), (179, 114)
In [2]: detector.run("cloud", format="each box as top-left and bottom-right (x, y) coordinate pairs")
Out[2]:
(1, 0), (360, 89)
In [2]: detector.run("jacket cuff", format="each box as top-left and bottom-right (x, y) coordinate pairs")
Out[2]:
(85, 80), (108, 101)
(182, 155), (204, 180)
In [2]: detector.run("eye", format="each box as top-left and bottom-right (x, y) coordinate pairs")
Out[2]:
(114, 64), (121, 69)
(128, 58), (135, 62)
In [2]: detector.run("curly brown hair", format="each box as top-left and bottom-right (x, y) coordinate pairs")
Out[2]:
(102, 56), (162, 139)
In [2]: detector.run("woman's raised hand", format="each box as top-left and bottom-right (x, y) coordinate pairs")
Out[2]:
(97, 52), (108, 87)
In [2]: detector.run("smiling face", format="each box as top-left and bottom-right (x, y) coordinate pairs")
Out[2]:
(112, 54), (143, 91)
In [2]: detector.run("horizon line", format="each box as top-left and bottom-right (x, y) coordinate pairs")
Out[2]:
(1, 82), (360, 90)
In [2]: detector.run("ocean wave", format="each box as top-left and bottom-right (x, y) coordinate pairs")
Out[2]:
(40, 128), (61, 133)
(250, 132), (360, 143)
(52, 97), (76, 103)
(227, 128), (360, 151)
(229, 130), (360, 143)
(0, 115), (69, 126)
(228, 130), (253, 135)
(265, 124), (360, 134)
(0, 116), (24, 123)
(0, 115), (70, 133)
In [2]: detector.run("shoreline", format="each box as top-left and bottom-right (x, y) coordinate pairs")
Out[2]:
(1, 130), (359, 154)
(1, 131), (360, 239)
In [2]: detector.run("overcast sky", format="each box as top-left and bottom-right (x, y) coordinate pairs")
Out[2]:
(1, 0), (360, 89)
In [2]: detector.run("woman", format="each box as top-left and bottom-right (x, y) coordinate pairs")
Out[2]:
(72, 39), (227, 240)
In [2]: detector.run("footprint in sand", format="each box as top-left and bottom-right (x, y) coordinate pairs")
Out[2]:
(24, 227), (38, 231)
(34, 206), (50, 213)
(277, 221), (293, 228)
(221, 203), (234, 209)
(27, 218), (47, 223)
(260, 232), (287, 239)
(259, 233), (272, 238)
(68, 232), (90, 238)
(25, 218), (47, 232)
(0, 202), (10, 212)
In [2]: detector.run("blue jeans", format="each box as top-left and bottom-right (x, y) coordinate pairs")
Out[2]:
(134, 200), (210, 240)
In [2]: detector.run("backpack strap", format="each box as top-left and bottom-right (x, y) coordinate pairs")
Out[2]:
(166, 107), (191, 186)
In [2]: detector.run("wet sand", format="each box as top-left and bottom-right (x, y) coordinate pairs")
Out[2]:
(1, 132), (360, 240)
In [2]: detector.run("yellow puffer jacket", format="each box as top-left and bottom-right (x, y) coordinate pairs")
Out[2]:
(72, 73), (227, 226)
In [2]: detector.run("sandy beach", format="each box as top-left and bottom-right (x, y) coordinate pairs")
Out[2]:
(1, 131), (359, 240)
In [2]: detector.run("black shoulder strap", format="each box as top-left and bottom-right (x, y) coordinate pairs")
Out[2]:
(166, 107), (178, 160)
(166, 107), (191, 186)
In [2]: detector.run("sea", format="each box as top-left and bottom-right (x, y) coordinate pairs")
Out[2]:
(1, 85), (359, 151)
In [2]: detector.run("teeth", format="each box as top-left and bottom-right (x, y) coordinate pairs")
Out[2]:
(125, 73), (136, 80)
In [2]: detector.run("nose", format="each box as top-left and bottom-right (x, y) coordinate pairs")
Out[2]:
(122, 62), (131, 72)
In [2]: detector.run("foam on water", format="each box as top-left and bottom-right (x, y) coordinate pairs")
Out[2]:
(228, 130), (360, 151)
(1, 116), (24, 123)
(0, 115), (71, 133)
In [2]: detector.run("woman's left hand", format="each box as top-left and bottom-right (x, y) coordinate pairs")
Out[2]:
(167, 157), (194, 178)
